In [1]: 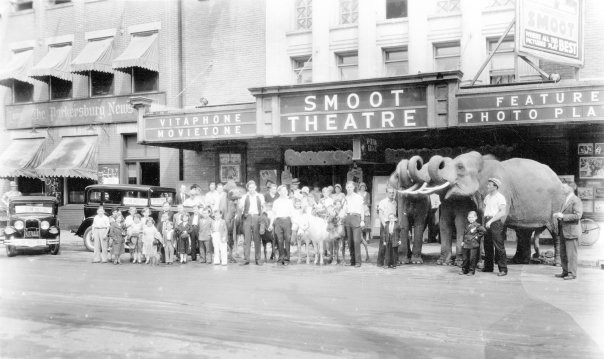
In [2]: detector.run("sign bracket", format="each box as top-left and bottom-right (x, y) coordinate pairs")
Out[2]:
(470, 17), (515, 86)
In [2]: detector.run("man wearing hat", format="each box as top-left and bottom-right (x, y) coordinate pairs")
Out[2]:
(238, 180), (265, 265)
(300, 186), (316, 210)
(2, 181), (22, 208)
(482, 177), (508, 276)
(289, 178), (301, 199)
(553, 182), (583, 280)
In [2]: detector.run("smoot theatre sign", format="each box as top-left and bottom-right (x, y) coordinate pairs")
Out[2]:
(458, 85), (604, 126)
(279, 86), (428, 136)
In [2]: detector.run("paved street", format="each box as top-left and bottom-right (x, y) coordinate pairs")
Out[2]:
(0, 239), (603, 359)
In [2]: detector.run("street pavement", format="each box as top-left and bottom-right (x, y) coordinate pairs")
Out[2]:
(0, 233), (603, 358)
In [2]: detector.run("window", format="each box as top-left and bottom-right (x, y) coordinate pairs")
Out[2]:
(488, 38), (515, 84)
(337, 53), (358, 81)
(67, 178), (95, 204)
(90, 71), (114, 97)
(50, 77), (72, 100)
(132, 67), (158, 93)
(12, 0), (33, 11)
(88, 189), (102, 204)
(296, 0), (312, 30)
(51, 0), (71, 5)
(386, 0), (407, 19)
(434, 42), (461, 72)
(292, 56), (312, 84)
(13, 80), (34, 104)
(340, 0), (358, 24)
(124, 134), (160, 186)
(384, 48), (408, 76)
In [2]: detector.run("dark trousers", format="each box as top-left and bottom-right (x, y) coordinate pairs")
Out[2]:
(274, 217), (292, 263)
(384, 241), (398, 267)
(344, 214), (362, 265)
(462, 247), (479, 273)
(189, 225), (199, 261)
(560, 235), (578, 277)
(243, 214), (261, 262)
(483, 218), (507, 272)
(198, 240), (211, 262)
(377, 224), (386, 266)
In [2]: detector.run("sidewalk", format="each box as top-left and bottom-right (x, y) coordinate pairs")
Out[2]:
(57, 230), (604, 268)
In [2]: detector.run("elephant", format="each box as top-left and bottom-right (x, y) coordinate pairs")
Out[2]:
(413, 151), (565, 265)
(388, 156), (431, 264)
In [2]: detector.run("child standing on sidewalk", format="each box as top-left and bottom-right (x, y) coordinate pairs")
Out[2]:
(198, 207), (213, 264)
(460, 211), (486, 276)
(212, 210), (228, 265)
(142, 218), (161, 265)
(109, 215), (125, 264)
(176, 213), (191, 264)
(127, 214), (144, 263)
(162, 220), (176, 265)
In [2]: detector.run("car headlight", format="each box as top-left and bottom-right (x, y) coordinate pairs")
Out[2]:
(49, 227), (59, 234)
(4, 227), (15, 235)
(14, 221), (24, 230)
(41, 221), (50, 230)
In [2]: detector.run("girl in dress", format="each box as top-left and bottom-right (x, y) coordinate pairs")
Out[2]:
(142, 218), (161, 265)
(109, 215), (125, 264)
(127, 214), (144, 264)
(176, 213), (192, 264)
(358, 182), (372, 249)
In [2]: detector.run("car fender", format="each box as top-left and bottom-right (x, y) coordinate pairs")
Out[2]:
(75, 217), (94, 237)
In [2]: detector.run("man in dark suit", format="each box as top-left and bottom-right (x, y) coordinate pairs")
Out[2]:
(553, 182), (583, 280)
(175, 184), (189, 205)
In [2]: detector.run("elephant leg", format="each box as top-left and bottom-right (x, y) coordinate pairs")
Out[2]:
(399, 214), (412, 264)
(453, 213), (466, 267)
(531, 228), (543, 260)
(553, 233), (562, 267)
(513, 229), (532, 264)
(437, 205), (453, 265)
(411, 219), (426, 264)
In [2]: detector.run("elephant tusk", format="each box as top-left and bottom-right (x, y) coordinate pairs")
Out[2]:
(417, 181), (450, 195)
(398, 183), (420, 194)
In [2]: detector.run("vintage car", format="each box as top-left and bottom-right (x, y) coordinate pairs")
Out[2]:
(2, 196), (61, 257)
(74, 184), (176, 251)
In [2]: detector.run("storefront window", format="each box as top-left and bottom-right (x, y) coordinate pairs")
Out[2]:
(13, 80), (34, 104)
(434, 42), (460, 72)
(132, 67), (158, 93)
(292, 56), (312, 84)
(90, 71), (114, 97)
(384, 48), (408, 76)
(386, 0), (407, 19)
(50, 76), (72, 100)
(337, 52), (358, 81)
(67, 177), (95, 204)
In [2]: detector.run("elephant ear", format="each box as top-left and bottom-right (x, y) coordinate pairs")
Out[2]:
(396, 159), (413, 188)
(464, 151), (484, 172)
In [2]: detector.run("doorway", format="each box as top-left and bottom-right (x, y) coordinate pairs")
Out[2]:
(126, 161), (160, 186)
(290, 165), (349, 188)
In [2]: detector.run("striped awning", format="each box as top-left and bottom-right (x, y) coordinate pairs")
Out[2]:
(30, 44), (72, 81)
(36, 136), (98, 179)
(112, 33), (158, 72)
(71, 37), (114, 73)
(0, 138), (47, 178)
(0, 48), (35, 85)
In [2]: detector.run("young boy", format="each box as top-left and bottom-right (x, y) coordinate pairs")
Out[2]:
(109, 215), (125, 264)
(211, 210), (228, 265)
(382, 213), (400, 269)
(162, 220), (176, 264)
(460, 211), (486, 276)
(176, 213), (191, 264)
(198, 207), (213, 264)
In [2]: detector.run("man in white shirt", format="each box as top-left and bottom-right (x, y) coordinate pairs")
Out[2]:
(482, 177), (508, 276)
(341, 181), (365, 267)
(238, 180), (265, 265)
(175, 184), (189, 205)
(204, 182), (221, 213)
(92, 205), (111, 263)
(376, 187), (397, 267)
(269, 185), (294, 265)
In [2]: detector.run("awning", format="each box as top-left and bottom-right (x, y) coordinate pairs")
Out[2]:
(29, 44), (72, 81)
(71, 37), (113, 73)
(36, 136), (98, 180)
(0, 48), (36, 86)
(112, 33), (158, 72)
(0, 138), (47, 178)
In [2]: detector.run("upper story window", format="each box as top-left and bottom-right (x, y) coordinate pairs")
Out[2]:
(337, 52), (358, 81)
(296, 0), (312, 30)
(386, 0), (408, 19)
(13, 80), (34, 103)
(339, 0), (358, 25)
(292, 56), (312, 84)
(488, 38), (515, 84)
(50, 0), (72, 5)
(384, 48), (408, 76)
(50, 77), (72, 100)
(90, 71), (114, 97)
(434, 42), (461, 72)
(12, 0), (33, 12)
(132, 67), (158, 93)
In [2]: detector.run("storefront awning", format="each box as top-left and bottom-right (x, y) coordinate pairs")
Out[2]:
(0, 48), (36, 86)
(71, 37), (113, 73)
(0, 138), (47, 178)
(112, 33), (158, 72)
(36, 136), (98, 180)
(29, 44), (72, 81)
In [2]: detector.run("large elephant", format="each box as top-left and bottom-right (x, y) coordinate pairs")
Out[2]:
(389, 156), (431, 264)
(414, 151), (564, 265)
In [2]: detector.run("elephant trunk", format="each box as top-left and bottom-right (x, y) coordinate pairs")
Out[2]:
(408, 156), (430, 184)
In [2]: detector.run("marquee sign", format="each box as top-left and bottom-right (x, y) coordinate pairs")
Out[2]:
(516, 0), (584, 66)
(279, 86), (428, 136)
(458, 86), (604, 126)
(141, 104), (257, 143)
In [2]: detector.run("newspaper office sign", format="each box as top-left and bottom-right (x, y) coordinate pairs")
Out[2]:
(458, 86), (604, 126)
(279, 87), (428, 136)
(516, 0), (584, 66)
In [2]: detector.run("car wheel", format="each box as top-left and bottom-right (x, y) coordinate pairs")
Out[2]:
(83, 227), (94, 252)
(6, 244), (17, 257)
(49, 242), (60, 255)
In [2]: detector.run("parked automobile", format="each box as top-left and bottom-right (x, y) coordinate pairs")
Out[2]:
(2, 196), (61, 257)
(74, 184), (176, 251)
